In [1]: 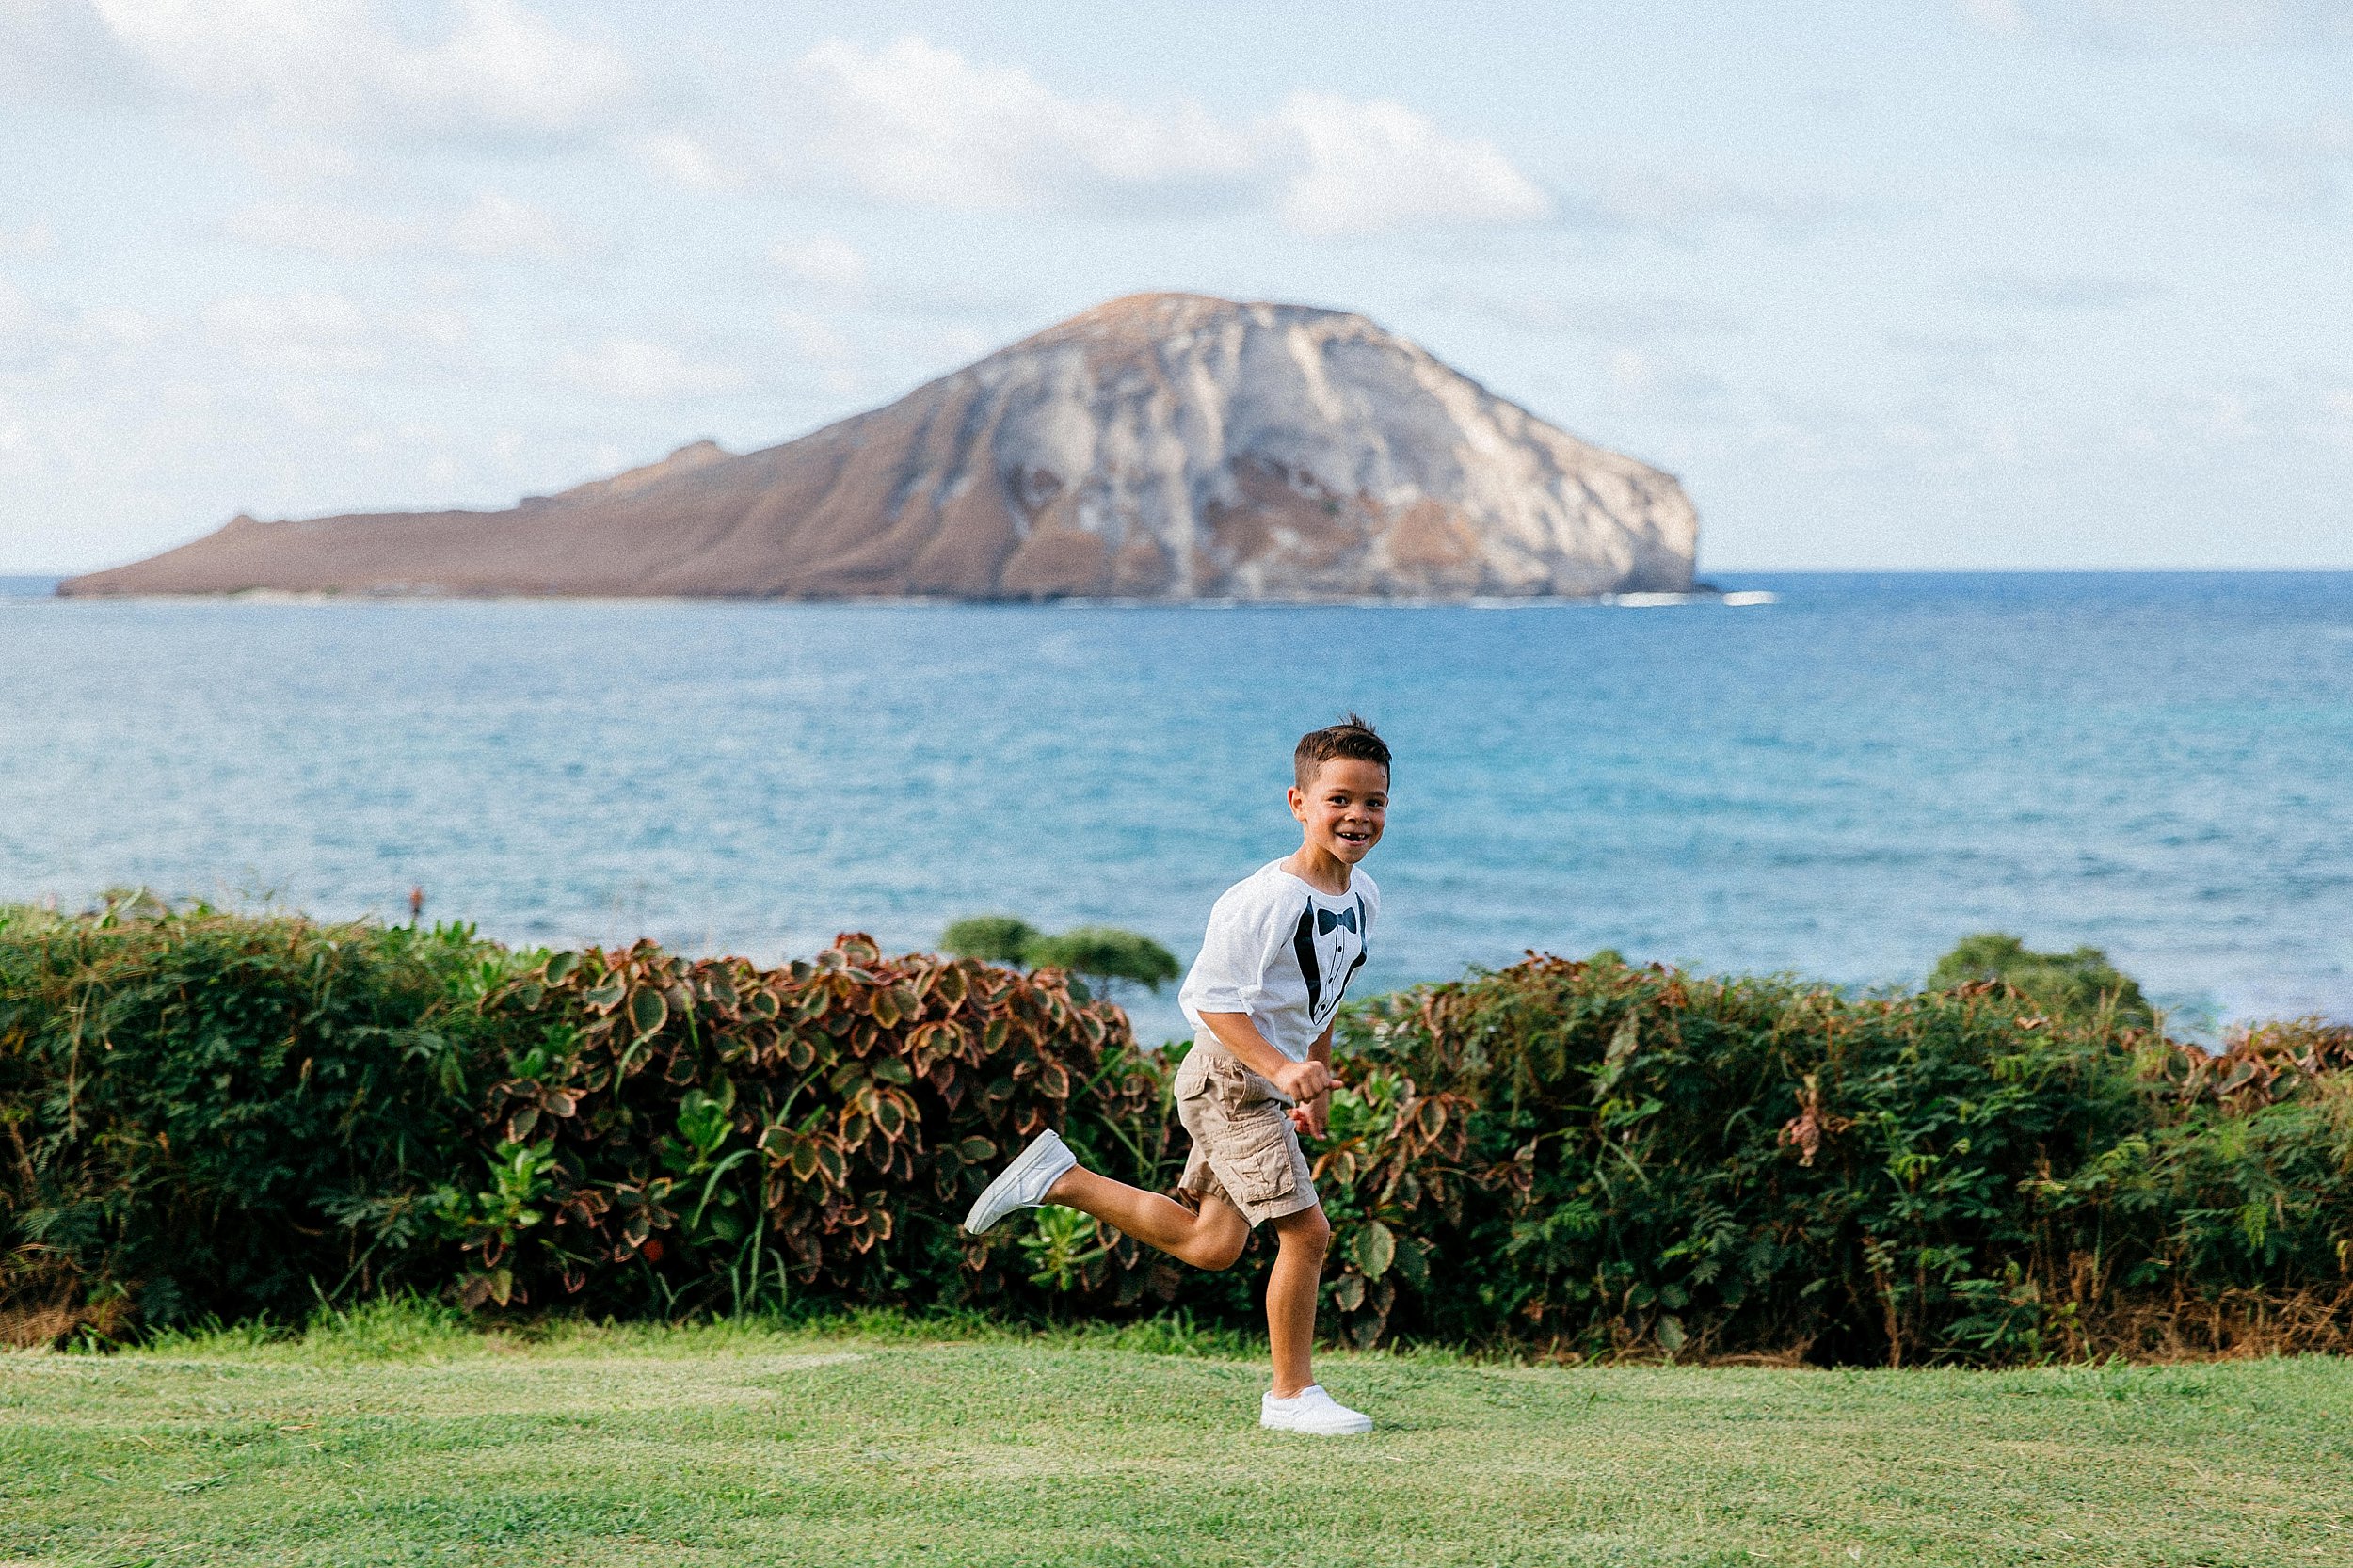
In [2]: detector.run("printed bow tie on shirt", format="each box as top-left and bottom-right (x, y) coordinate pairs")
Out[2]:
(1317, 905), (1358, 936)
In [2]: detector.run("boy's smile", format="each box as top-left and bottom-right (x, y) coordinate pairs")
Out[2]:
(1289, 758), (1389, 880)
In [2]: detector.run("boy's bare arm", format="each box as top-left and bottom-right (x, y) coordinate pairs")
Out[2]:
(1196, 1011), (1341, 1103)
(1291, 1026), (1336, 1137)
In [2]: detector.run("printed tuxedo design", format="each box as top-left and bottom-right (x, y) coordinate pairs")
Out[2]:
(1177, 862), (1383, 1064)
(1289, 894), (1369, 1032)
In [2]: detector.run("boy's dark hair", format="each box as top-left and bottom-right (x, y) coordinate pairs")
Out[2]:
(1294, 713), (1390, 789)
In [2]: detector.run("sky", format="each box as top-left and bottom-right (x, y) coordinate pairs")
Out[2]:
(1, 0), (2347, 575)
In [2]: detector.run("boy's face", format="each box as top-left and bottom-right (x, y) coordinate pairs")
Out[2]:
(1288, 758), (1388, 866)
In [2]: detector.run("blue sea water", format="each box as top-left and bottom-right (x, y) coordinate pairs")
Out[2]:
(4, 571), (2349, 1041)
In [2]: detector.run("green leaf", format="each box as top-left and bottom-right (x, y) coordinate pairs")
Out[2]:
(1657, 1314), (1688, 1354)
(1353, 1220), (1397, 1280)
(543, 950), (580, 984)
(629, 985), (668, 1038)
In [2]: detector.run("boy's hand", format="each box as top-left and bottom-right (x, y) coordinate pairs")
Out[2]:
(1272, 1058), (1339, 1106)
(1197, 1014), (1340, 1133)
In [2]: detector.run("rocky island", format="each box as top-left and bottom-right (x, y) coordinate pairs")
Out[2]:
(62, 293), (1698, 600)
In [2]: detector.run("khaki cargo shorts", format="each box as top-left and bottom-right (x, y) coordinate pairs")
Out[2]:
(1174, 1038), (1320, 1227)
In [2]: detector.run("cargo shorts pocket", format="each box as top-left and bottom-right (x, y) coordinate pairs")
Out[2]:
(1206, 1051), (1284, 1112)
(1220, 1119), (1302, 1208)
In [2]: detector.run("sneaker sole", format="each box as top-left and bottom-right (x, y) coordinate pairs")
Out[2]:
(962, 1132), (1069, 1235)
(1261, 1416), (1374, 1435)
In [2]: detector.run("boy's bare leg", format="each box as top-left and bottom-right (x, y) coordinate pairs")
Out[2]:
(1046, 1165), (1248, 1271)
(1264, 1206), (1332, 1398)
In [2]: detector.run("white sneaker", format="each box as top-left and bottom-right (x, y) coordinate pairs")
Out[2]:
(962, 1129), (1078, 1235)
(1260, 1384), (1373, 1435)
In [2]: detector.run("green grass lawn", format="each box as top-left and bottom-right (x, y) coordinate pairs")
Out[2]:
(5, 1305), (2351, 1567)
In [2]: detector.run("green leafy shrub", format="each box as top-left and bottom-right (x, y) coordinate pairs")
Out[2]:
(1340, 956), (2161, 1363)
(1339, 958), (2353, 1363)
(941, 916), (1179, 999)
(1929, 933), (2154, 1029)
(1025, 927), (1181, 995)
(9, 902), (2353, 1365)
(0, 898), (514, 1335)
(2044, 1016), (2353, 1356)
(448, 933), (1171, 1320)
(939, 917), (1041, 966)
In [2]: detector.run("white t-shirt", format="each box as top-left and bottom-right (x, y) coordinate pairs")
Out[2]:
(1179, 859), (1381, 1064)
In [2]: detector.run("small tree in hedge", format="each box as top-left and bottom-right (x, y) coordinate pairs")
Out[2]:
(941, 916), (1178, 1002)
(1929, 932), (2154, 1029)
(940, 916), (1042, 965)
(1028, 926), (1181, 999)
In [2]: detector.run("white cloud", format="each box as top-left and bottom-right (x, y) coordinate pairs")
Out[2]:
(636, 132), (741, 190)
(770, 234), (869, 294)
(87, 0), (634, 139)
(1967, 271), (2168, 311)
(222, 191), (569, 261)
(1957, 0), (2352, 43)
(83, 307), (156, 347)
(407, 306), (470, 350)
(1273, 92), (1551, 234)
(447, 191), (568, 259)
(225, 200), (421, 258)
(411, 0), (631, 134)
(2315, 389), (2353, 448)
(203, 289), (380, 374)
(0, 278), (36, 340)
(0, 218), (58, 258)
(2201, 107), (2353, 166)
(1958, 0), (2032, 34)
(1441, 291), (1749, 343)
(789, 36), (1255, 212)
(1568, 166), (1835, 240)
(2086, 0), (2350, 43)
(0, 278), (163, 373)
(0, 0), (131, 99)
(784, 36), (1550, 234)
(775, 310), (860, 395)
(554, 337), (744, 401)
(199, 288), (471, 376)
(1606, 347), (1654, 398)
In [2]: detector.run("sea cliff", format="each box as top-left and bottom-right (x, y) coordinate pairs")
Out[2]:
(62, 294), (1698, 601)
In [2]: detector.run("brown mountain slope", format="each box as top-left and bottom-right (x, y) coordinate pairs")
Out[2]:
(63, 294), (1700, 600)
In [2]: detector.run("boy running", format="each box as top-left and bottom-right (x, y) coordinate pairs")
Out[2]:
(964, 716), (1390, 1435)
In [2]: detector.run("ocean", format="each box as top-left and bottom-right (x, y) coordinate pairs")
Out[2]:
(4, 571), (2348, 1041)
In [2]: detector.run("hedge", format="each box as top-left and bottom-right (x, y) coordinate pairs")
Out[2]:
(4, 900), (2349, 1363)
